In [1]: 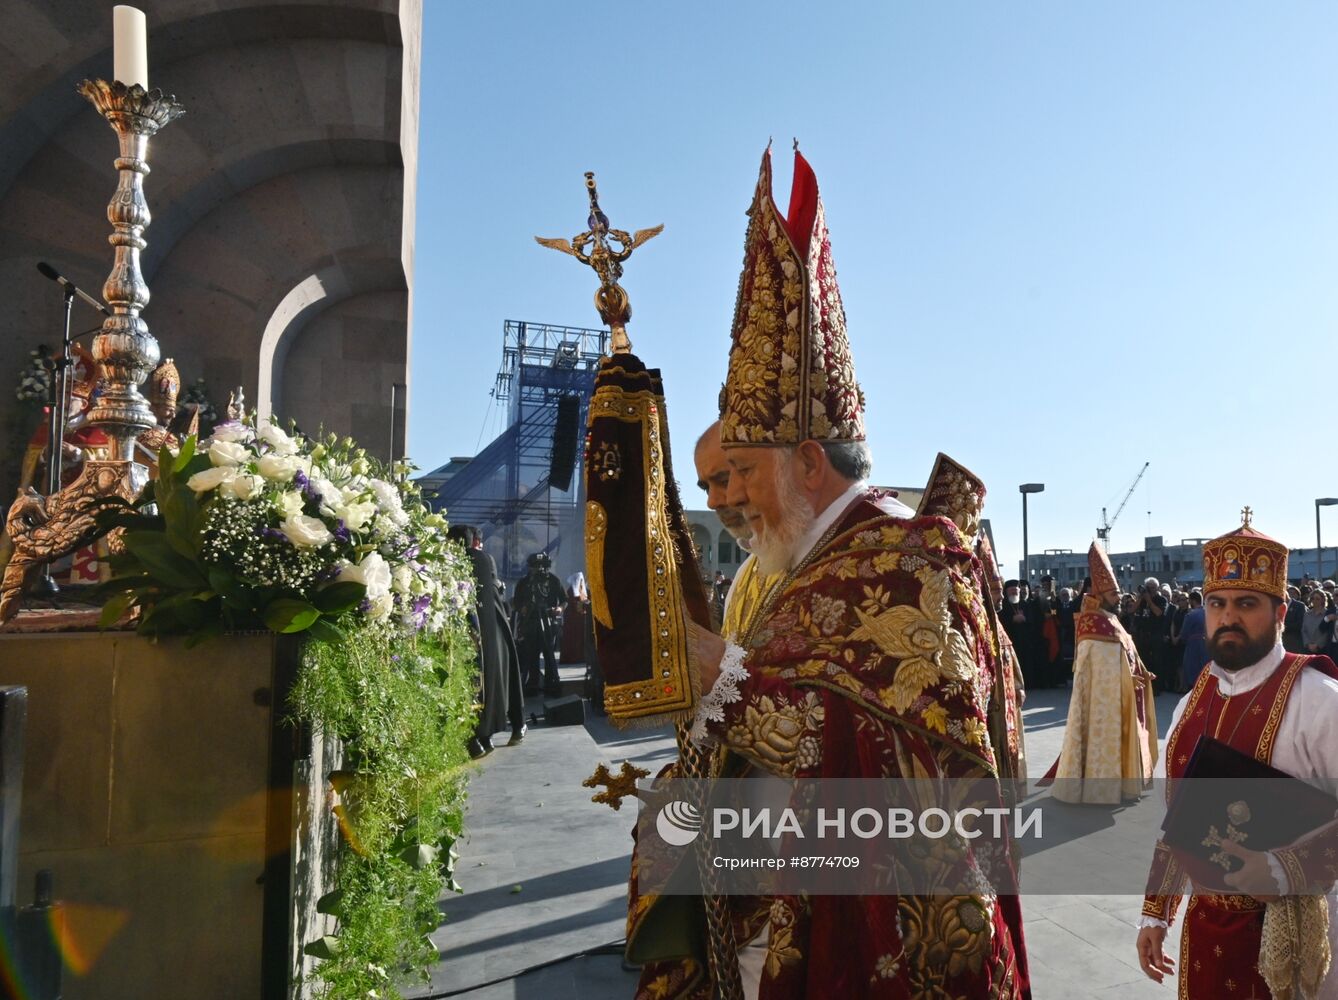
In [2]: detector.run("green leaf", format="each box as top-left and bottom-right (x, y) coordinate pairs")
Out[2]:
(313, 581), (365, 614)
(98, 592), (135, 628)
(402, 844), (439, 870)
(122, 532), (206, 590)
(262, 598), (320, 634)
(306, 617), (346, 644)
(137, 602), (183, 636)
(171, 435), (196, 474)
(207, 567), (248, 605)
(315, 889), (343, 916)
(183, 621), (224, 649)
(302, 935), (340, 960)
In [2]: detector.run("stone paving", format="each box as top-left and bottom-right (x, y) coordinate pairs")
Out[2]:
(410, 672), (1189, 999)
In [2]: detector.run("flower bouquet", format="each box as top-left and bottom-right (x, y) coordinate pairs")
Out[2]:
(96, 417), (474, 644)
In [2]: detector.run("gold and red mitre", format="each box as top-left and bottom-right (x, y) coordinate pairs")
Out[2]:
(1201, 509), (1288, 600)
(917, 452), (987, 542)
(1088, 541), (1119, 597)
(720, 146), (865, 447)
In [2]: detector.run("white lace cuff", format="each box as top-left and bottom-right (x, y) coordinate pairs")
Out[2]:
(1266, 851), (1289, 894)
(689, 641), (748, 744)
(1136, 916), (1169, 930)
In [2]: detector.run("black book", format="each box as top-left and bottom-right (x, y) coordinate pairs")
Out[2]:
(1161, 736), (1338, 892)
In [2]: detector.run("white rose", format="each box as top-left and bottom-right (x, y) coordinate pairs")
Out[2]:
(277, 491), (305, 518)
(257, 453), (309, 482)
(338, 551), (392, 600)
(333, 500), (376, 532)
(259, 422), (299, 456)
(222, 473), (263, 501)
(392, 565), (413, 595)
(209, 440), (250, 467)
(366, 593), (394, 620)
(209, 423), (254, 444)
(310, 474), (341, 508)
(187, 466), (237, 494)
(279, 514), (332, 548)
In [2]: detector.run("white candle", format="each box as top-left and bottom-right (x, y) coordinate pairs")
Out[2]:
(113, 6), (148, 90)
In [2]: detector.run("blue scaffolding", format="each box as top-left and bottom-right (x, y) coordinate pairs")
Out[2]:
(422, 320), (608, 585)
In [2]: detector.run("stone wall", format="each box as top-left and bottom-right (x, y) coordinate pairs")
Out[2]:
(0, 0), (421, 496)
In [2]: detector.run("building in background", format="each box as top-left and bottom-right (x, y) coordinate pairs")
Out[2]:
(1025, 536), (1212, 590)
(0, 0), (421, 497)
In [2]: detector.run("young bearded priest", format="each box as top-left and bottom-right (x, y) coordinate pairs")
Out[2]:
(1137, 511), (1338, 999)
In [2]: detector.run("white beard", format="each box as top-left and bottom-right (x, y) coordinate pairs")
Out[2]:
(747, 460), (815, 576)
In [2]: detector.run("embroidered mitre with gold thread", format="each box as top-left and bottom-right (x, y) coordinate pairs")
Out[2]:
(584, 355), (713, 726)
(721, 147), (865, 447)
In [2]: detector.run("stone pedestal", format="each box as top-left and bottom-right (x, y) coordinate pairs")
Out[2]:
(0, 631), (335, 999)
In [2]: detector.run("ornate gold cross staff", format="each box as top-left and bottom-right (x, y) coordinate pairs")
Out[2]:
(583, 761), (650, 811)
(535, 173), (662, 355)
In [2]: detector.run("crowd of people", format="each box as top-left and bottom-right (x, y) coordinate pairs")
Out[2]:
(1001, 572), (1338, 696)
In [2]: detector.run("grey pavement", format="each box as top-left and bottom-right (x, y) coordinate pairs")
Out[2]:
(410, 669), (1188, 999)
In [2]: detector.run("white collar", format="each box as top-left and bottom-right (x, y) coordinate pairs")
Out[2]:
(1209, 642), (1286, 696)
(790, 480), (867, 571)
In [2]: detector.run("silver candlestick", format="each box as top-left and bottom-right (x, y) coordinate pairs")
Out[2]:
(76, 79), (185, 462)
(0, 80), (184, 624)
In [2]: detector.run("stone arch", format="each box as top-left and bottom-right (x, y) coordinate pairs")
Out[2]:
(256, 256), (407, 423)
(0, 0), (419, 497)
(718, 529), (737, 567)
(690, 523), (713, 571)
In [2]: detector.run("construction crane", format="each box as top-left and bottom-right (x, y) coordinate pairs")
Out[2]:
(1097, 462), (1150, 551)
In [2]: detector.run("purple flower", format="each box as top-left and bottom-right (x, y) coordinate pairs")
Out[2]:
(408, 593), (432, 628)
(358, 597), (372, 613)
(294, 470), (321, 505)
(333, 519), (351, 544)
(315, 564), (341, 583)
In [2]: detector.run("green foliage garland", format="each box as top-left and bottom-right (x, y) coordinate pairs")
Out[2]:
(291, 624), (477, 999)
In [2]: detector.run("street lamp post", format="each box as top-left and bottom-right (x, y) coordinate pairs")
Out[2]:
(1317, 498), (1338, 579)
(1019, 483), (1045, 586)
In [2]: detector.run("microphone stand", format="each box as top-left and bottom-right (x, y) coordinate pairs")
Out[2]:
(32, 285), (78, 598)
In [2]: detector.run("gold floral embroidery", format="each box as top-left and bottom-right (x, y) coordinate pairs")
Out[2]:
(726, 692), (824, 775)
(585, 501), (612, 628)
(898, 894), (994, 982)
(764, 899), (803, 979)
(851, 569), (975, 713)
(923, 700), (949, 734)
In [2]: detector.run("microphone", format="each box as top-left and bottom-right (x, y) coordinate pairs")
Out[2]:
(36, 262), (110, 316)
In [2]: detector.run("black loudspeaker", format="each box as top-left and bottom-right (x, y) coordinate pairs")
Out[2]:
(543, 694), (586, 726)
(548, 395), (581, 492)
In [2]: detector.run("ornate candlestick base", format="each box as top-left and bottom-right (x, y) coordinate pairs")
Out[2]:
(0, 80), (183, 626)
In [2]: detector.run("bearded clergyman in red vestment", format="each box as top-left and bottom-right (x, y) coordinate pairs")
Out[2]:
(644, 145), (1030, 999)
(1137, 512), (1338, 999)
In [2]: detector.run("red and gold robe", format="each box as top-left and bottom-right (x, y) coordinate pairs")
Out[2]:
(640, 492), (1029, 999)
(1142, 651), (1338, 998)
(1040, 598), (1157, 804)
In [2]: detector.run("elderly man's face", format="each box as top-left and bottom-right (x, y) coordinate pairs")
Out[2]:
(694, 428), (749, 541)
(724, 446), (814, 574)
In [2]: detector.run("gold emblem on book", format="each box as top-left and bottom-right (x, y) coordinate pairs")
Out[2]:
(1203, 806), (1251, 870)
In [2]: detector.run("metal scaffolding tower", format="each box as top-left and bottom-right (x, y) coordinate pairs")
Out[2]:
(422, 320), (607, 583)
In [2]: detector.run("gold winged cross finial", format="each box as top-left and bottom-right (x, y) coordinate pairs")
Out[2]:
(1241, 505), (1254, 528)
(534, 172), (662, 355)
(583, 760), (650, 811)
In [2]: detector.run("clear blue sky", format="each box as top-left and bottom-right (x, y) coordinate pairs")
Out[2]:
(410, 2), (1338, 576)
